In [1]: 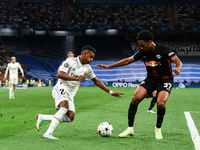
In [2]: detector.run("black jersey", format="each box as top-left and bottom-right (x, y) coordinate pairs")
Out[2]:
(134, 43), (175, 81)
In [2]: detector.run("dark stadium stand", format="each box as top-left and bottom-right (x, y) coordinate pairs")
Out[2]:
(1, 36), (28, 51)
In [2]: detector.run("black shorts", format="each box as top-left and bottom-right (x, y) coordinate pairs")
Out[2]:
(140, 77), (173, 96)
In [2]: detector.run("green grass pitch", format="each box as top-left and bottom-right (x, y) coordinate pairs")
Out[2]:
(0, 86), (200, 150)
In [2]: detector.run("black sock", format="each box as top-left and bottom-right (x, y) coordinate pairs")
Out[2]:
(148, 97), (157, 110)
(128, 103), (138, 127)
(156, 107), (166, 128)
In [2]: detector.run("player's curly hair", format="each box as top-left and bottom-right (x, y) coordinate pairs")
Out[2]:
(81, 45), (97, 54)
(136, 30), (154, 41)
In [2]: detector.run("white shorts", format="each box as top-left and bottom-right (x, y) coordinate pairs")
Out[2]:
(9, 78), (18, 85)
(52, 85), (75, 113)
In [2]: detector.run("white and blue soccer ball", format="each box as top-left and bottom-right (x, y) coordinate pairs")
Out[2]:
(97, 122), (113, 137)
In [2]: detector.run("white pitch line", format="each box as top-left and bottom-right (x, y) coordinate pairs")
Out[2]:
(184, 111), (200, 150)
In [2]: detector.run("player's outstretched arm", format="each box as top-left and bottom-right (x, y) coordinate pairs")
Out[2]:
(4, 65), (9, 81)
(91, 77), (123, 98)
(171, 55), (182, 76)
(96, 56), (136, 69)
(58, 71), (85, 81)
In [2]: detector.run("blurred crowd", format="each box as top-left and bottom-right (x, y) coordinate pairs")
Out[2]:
(0, 0), (63, 25)
(0, 0), (199, 26)
(68, 5), (170, 26)
(175, 4), (200, 26)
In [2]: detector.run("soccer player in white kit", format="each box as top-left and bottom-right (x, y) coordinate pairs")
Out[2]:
(35, 45), (123, 139)
(4, 57), (24, 99)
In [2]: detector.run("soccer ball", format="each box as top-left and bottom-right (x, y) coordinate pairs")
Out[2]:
(97, 122), (113, 137)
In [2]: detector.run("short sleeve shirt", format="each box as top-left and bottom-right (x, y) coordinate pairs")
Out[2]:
(134, 43), (175, 80)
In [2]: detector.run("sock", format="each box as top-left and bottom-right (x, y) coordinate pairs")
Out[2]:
(148, 97), (157, 110)
(45, 107), (68, 134)
(62, 115), (71, 122)
(156, 107), (166, 128)
(9, 85), (13, 97)
(128, 127), (133, 131)
(12, 86), (16, 97)
(128, 103), (138, 127)
(41, 115), (54, 121)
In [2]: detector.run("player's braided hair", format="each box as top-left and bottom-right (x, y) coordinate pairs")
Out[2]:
(81, 45), (97, 54)
(136, 30), (154, 41)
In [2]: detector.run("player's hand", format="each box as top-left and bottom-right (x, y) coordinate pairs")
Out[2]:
(76, 75), (85, 82)
(173, 68), (181, 76)
(111, 91), (124, 98)
(3, 77), (6, 81)
(22, 73), (24, 77)
(96, 64), (109, 69)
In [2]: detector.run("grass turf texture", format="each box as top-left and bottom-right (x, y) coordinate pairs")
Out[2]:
(0, 86), (199, 150)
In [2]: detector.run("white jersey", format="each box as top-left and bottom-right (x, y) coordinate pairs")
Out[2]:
(57, 56), (96, 102)
(4, 62), (24, 79)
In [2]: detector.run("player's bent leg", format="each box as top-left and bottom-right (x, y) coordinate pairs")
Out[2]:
(155, 91), (169, 139)
(147, 97), (157, 113)
(43, 100), (69, 139)
(62, 111), (75, 122)
(132, 86), (148, 105)
(12, 84), (17, 99)
(119, 86), (147, 138)
(9, 84), (13, 99)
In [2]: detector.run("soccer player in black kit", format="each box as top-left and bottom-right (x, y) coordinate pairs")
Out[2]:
(97, 30), (182, 139)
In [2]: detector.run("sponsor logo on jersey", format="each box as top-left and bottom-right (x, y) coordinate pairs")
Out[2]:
(146, 60), (161, 67)
(156, 54), (162, 59)
(168, 52), (174, 56)
(72, 68), (76, 71)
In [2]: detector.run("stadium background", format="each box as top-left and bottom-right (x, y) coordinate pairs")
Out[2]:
(0, 1), (200, 150)
(0, 0), (200, 87)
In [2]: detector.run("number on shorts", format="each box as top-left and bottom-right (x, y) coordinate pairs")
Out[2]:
(163, 83), (172, 91)
(60, 89), (65, 95)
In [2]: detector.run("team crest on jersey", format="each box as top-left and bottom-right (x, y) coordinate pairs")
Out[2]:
(156, 54), (162, 59)
(64, 63), (69, 68)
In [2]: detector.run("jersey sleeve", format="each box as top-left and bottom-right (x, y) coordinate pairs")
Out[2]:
(4, 64), (10, 77)
(164, 45), (175, 59)
(84, 65), (96, 80)
(18, 63), (24, 74)
(133, 49), (143, 60)
(59, 59), (72, 74)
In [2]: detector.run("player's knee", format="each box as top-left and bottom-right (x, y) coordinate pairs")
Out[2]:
(69, 116), (74, 121)
(131, 96), (141, 105)
(67, 111), (75, 121)
(157, 101), (165, 109)
(132, 92), (145, 105)
(59, 100), (68, 108)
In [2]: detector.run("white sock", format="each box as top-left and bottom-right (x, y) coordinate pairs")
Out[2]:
(44, 107), (68, 134)
(9, 85), (13, 97)
(12, 86), (16, 97)
(41, 115), (54, 121)
(62, 115), (71, 122)
(128, 127), (133, 131)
